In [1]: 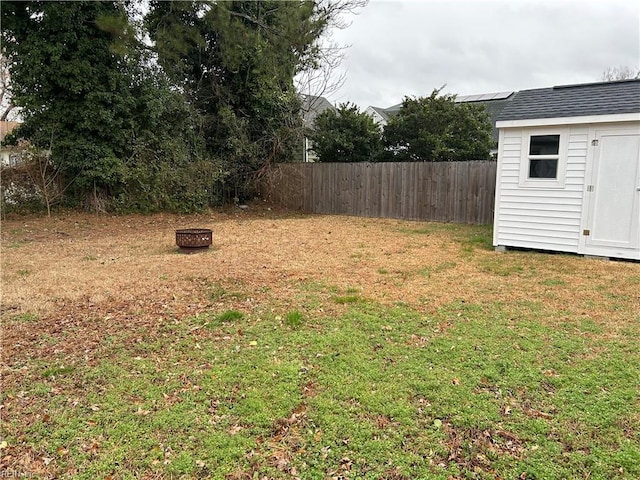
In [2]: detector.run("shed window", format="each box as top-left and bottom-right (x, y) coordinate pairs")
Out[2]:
(529, 159), (558, 178)
(528, 135), (560, 179)
(529, 135), (559, 155)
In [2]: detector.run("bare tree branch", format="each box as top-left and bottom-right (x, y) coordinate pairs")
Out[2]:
(601, 66), (640, 82)
(295, 0), (368, 101)
(0, 52), (18, 121)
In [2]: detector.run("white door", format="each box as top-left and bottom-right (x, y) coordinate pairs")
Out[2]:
(585, 129), (640, 253)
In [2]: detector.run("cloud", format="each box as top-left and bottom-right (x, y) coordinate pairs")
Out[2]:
(325, 0), (640, 108)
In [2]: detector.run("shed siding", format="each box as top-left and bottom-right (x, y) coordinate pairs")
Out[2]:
(494, 127), (588, 252)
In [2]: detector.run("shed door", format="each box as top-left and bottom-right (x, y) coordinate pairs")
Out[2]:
(585, 129), (640, 250)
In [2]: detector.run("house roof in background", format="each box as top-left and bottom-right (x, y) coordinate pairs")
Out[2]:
(383, 103), (403, 116)
(301, 95), (336, 128)
(455, 91), (514, 103)
(367, 106), (393, 122)
(497, 79), (640, 121)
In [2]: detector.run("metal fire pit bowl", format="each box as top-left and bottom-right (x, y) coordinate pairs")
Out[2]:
(175, 228), (213, 253)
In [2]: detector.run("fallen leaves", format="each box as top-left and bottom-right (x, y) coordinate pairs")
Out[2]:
(440, 421), (526, 474)
(56, 447), (69, 457)
(82, 439), (101, 456)
(134, 406), (151, 416)
(228, 425), (243, 435)
(524, 407), (554, 420)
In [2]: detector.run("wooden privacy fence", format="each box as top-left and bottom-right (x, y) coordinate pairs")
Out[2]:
(259, 161), (497, 225)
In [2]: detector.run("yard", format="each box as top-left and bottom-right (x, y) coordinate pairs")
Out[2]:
(1, 205), (639, 479)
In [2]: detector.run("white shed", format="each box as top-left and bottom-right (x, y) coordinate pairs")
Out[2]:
(493, 80), (640, 260)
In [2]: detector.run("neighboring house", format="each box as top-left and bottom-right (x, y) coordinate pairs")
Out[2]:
(364, 104), (401, 127)
(301, 94), (336, 162)
(364, 92), (515, 156)
(0, 121), (21, 167)
(493, 79), (640, 261)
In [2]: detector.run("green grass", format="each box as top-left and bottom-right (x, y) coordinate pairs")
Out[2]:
(540, 278), (566, 286)
(42, 366), (75, 378)
(400, 223), (494, 253)
(4, 296), (638, 479)
(284, 310), (304, 328)
(418, 261), (457, 277)
(10, 312), (39, 322)
(208, 280), (247, 302)
(216, 309), (244, 323)
(333, 295), (362, 304)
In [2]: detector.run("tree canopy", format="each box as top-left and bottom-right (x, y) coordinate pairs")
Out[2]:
(1, 0), (366, 212)
(2, 1), (140, 198)
(309, 103), (382, 162)
(382, 90), (494, 162)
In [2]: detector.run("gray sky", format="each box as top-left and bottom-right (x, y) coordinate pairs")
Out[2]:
(323, 0), (640, 109)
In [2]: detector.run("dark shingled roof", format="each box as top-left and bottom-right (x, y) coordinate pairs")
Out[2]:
(497, 79), (640, 122)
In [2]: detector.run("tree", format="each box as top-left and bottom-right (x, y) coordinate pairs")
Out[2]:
(12, 140), (76, 217)
(294, 0), (367, 101)
(0, 53), (18, 121)
(382, 90), (493, 162)
(601, 66), (640, 81)
(309, 103), (382, 162)
(1, 1), (144, 208)
(116, 67), (223, 213)
(1, 1), (216, 212)
(146, 0), (367, 201)
(2, 0), (367, 211)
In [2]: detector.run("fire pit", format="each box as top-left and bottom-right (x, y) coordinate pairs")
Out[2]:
(175, 228), (213, 253)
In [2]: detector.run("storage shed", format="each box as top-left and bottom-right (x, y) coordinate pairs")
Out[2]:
(493, 79), (640, 260)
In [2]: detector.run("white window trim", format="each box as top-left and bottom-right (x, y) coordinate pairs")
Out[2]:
(518, 128), (568, 189)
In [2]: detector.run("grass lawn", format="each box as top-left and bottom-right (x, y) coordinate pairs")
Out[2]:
(1, 206), (639, 479)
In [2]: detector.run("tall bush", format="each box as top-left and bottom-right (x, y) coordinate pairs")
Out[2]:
(310, 103), (382, 162)
(382, 90), (494, 161)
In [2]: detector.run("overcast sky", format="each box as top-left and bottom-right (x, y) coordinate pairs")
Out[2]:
(322, 0), (640, 109)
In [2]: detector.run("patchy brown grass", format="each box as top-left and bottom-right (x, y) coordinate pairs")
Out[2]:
(1, 204), (639, 478)
(1, 205), (638, 364)
(2, 204), (637, 328)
